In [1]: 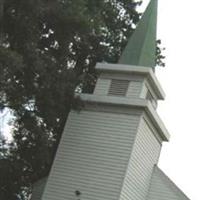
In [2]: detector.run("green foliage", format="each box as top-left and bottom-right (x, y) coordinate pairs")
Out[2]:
(0, 0), (165, 199)
(0, 140), (31, 200)
(156, 39), (165, 67)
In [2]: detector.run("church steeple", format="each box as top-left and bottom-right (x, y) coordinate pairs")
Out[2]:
(118, 0), (157, 67)
(31, 0), (191, 199)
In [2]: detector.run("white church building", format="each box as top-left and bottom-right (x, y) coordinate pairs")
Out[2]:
(31, 0), (190, 199)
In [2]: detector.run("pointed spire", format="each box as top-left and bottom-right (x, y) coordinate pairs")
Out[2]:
(118, 0), (158, 68)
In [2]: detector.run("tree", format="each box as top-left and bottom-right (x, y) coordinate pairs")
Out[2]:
(0, 139), (31, 200)
(0, 0), (165, 199)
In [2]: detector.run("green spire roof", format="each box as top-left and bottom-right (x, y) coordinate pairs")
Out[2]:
(118, 0), (157, 67)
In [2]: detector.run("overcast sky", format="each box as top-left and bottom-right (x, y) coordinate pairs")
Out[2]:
(141, 0), (200, 199)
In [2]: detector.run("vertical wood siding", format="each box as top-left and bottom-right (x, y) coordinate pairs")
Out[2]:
(119, 117), (161, 200)
(42, 110), (141, 200)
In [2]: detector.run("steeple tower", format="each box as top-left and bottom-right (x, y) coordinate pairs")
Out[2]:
(119, 0), (157, 67)
(32, 1), (189, 200)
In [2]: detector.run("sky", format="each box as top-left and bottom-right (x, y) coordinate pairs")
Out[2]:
(140, 0), (200, 199)
(0, 0), (199, 199)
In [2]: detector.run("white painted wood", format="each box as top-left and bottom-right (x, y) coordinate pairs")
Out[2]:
(120, 117), (161, 200)
(95, 63), (165, 99)
(80, 94), (148, 108)
(140, 82), (148, 98)
(94, 75), (143, 99)
(126, 81), (143, 98)
(101, 73), (144, 82)
(80, 94), (170, 141)
(94, 78), (111, 96)
(147, 166), (190, 200)
(143, 114), (163, 144)
(38, 60), (179, 200)
(145, 80), (158, 108)
(42, 110), (141, 200)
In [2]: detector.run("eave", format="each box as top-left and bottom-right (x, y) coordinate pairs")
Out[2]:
(80, 94), (170, 142)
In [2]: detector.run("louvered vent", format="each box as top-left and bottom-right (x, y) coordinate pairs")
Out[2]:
(108, 79), (129, 96)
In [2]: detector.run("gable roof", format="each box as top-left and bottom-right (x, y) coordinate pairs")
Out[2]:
(147, 166), (190, 200)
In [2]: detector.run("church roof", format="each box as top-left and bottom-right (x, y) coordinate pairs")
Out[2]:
(118, 0), (157, 67)
(31, 166), (190, 200)
(147, 166), (190, 200)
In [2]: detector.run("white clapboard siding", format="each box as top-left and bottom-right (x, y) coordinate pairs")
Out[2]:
(126, 81), (143, 98)
(94, 78), (143, 99)
(120, 117), (161, 200)
(140, 83), (148, 98)
(147, 166), (190, 200)
(42, 110), (141, 200)
(94, 78), (111, 95)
